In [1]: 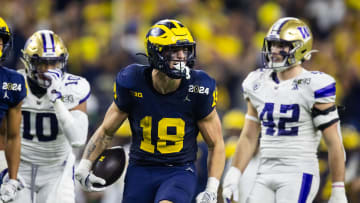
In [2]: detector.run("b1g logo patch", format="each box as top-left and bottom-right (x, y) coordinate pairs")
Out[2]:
(2, 82), (22, 91)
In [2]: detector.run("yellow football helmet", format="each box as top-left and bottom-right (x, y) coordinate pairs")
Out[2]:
(262, 17), (316, 72)
(21, 30), (68, 88)
(0, 17), (12, 61)
(145, 19), (196, 79)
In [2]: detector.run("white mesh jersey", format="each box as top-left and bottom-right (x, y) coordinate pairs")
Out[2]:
(18, 69), (90, 165)
(242, 68), (336, 161)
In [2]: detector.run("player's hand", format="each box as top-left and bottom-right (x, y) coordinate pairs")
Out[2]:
(44, 69), (63, 103)
(196, 177), (219, 203)
(75, 159), (106, 192)
(0, 179), (24, 202)
(196, 190), (217, 203)
(328, 182), (348, 203)
(222, 166), (242, 203)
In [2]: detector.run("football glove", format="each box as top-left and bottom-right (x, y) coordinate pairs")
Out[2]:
(196, 177), (219, 203)
(44, 69), (63, 103)
(75, 159), (106, 192)
(328, 182), (347, 203)
(222, 166), (242, 203)
(0, 179), (24, 202)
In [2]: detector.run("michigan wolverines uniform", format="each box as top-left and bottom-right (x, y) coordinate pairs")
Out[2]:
(114, 64), (217, 202)
(14, 70), (90, 203)
(243, 68), (337, 202)
(0, 66), (27, 171)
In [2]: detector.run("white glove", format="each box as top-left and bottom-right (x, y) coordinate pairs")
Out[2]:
(196, 177), (219, 203)
(44, 69), (63, 103)
(328, 182), (348, 203)
(0, 179), (24, 202)
(75, 159), (106, 192)
(222, 166), (242, 203)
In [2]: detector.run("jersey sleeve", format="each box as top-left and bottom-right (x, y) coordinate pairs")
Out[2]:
(194, 72), (217, 120)
(9, 73), (27, 107)
(310, 72), (336, 104)
(113, 70), (132, 113)
(70, 77), (91, 105)
(242, 70), (258, 101)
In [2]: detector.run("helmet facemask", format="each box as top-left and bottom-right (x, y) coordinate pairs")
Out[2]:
(145, 19), (196, 79)
(262, 39), (302, 72)
(262, 17), (316, 72)
(20, 30), (68, 88)
(148, 42), (196, 79)
(0, 18), (13, 62)
(21, 53), (67, 88)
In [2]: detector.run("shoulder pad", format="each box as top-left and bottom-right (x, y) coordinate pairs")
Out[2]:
(62, 73), (91, 105)
(242, 69), (267, 98)
(116, 64), (147, 88)
(190, 69), (215, 86)
(308, 71), (336, 101)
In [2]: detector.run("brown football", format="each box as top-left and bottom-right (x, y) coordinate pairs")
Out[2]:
(91, 146), (126, 188)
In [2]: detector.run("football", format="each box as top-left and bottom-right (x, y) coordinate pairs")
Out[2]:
(91, 146), (127, 188)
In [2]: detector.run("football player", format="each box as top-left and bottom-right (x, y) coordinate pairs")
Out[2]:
(75, 19), (225, 203)
(0, 17), (27, 203)
(12, 30), (90, 203)
(222, 17), (348, 203)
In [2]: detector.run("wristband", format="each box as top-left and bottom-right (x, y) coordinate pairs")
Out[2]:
(206, 177), (220, 193)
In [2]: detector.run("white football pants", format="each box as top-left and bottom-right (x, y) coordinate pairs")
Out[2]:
(246, 158), (320, 203)
(12, 153), (75, 203)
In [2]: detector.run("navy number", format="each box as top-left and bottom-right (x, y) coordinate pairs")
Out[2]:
(22, 111), (59, 141)
(259, 103), (276, 135)
(260, 103), (300, 136)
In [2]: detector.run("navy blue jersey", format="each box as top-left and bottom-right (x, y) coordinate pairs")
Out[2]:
(0, 66), (27, 123)
(114, 64), (217, 165)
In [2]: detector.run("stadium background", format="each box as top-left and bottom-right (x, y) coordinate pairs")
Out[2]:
(1, 0), (360, 202)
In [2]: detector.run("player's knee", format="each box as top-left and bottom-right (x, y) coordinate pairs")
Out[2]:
(159, 200), (173, 203)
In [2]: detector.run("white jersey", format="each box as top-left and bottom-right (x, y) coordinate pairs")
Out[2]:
(18, 69), (90, 165)
(242, 68), (336, 161)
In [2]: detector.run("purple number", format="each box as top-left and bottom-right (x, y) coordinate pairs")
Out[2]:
(278, 104), (299, 136)
(260, 103), (276, 135)
(260, 103), (300, 136)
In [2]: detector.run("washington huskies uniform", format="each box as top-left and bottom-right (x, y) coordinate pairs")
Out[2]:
(0, 66), (27, 171)
(14, 69), (90, 203)
(243, 68), (337, 202)
(114, 64), (217, 202)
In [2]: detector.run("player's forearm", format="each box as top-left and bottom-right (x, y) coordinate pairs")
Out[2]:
(207, 138), (225, 180)
(5, 133), (20, 180)
(232, 133), (258, 172)
(82, 126), (113, 162)
(328, 144), (346, 182)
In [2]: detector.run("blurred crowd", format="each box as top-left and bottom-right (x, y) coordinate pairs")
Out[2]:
(1, 0), (360, 202)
